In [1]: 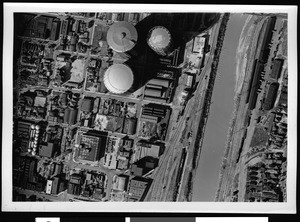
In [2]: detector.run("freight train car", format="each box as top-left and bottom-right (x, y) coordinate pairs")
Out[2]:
(247, 61), (264, 110)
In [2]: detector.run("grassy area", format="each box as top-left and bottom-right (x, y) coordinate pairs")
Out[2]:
(250, 126), (269, 147)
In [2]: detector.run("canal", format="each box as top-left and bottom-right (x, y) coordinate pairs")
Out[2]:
(192, 14), (249, 201)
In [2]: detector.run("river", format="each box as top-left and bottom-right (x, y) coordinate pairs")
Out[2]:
(192, 14), (249, 201)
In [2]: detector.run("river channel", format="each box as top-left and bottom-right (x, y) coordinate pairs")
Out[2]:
(192, 13), (249, 201)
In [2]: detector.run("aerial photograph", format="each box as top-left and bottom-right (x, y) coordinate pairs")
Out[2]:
(10, 9), (289, 204)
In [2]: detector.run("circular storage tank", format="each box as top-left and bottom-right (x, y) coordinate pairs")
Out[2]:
(103, 63), (134, 94)
(147, 26), (174, 56)
(107, 21), (138, 52)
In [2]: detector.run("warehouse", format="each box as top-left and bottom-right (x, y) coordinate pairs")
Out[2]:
(144, 87), (163, 98)
(147, 78), (169, 88)
(144, 96), (167, 103)
(263, 82), (279, 110)
(133, 141), (164, 162)
(270, 59), (284, 80)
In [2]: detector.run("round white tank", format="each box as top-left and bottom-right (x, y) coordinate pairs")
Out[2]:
(147, 26), (173, 56)
(107, 21), (138, 52)
(103, 63), (134, 94)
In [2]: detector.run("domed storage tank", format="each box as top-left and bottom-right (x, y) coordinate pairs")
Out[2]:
(103, 63), (134, 94)
(147, 26), (174, 56)
(107, 21), (138, 53)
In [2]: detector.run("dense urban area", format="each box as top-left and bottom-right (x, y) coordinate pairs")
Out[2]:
(12, 12), (287, 203)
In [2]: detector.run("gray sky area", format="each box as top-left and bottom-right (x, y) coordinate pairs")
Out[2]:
(192, 14), (249, 201)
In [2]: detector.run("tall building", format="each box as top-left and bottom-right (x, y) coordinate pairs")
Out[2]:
(76, 132), (107, 162)
(51, 176), (60, 195)
(131, 156), (159, 176)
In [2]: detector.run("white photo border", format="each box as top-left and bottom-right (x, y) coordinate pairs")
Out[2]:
(2, 3), (297, 213)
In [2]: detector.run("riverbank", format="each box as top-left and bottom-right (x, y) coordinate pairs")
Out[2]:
(215, 14), (288, 202)
(181, 13), (231, 201)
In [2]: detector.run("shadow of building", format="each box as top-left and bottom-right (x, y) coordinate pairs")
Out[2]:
(124, 13), (221, 93)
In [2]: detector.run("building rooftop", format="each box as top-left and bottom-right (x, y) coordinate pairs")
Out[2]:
(39, 142), (55, 158)
(77, 134), (105, 162)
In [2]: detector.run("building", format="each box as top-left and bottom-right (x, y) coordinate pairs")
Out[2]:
(28, 160), (36, 183)
(127, 176), (152, 201)
(147, 78), (169, 88)
(144, 86), (164, 98)
(63, 108), (78, 125)
(51, 176), (60, 195)
(46, 180), (53, 194)
(54, 163), (63, 176)
(64, 108), (71, 123)
(69, 173), (83, 185)
(116, 158), (129, 170)
(16, 157), (38, 189)
(65, 81), (82, 89)
(147, 26), (174, 56)
(93, 98), (100, 113)
(50, 20), (61, 41)
(39, 142), (56, 158)
(16, 120), (32, 152)
(123, 118), (137, 135)
(131, 156), (159, 176)
(106, 21), (138, 52)
(123, 138), (133, 149)
(77, 133), (107, 162)
(142, 103), (167, 118)
(112, 175), (129, 191)
(24, 15), (55, 39)
(69, 109), (78, 125)
(192, 35), (206, 56)
(60, 20), (70, 36)
(67, 173), (83, 195)
(263, 82), (279, 110)
(103, 64), (134, 94)
(103, 153), (117, 169)
(270, 59), (284, 80)
(134, 141), (163, 161)
(185, 74), (194, 88)
(92, 188), (104, 200)
(81, 98), (93, 112)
